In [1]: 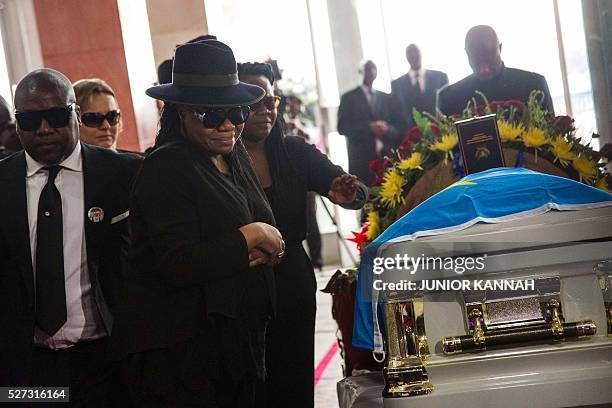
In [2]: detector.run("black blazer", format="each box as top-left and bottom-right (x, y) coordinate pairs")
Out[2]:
(110, 140), (276, 382)
(0, 143), (142, 385)
(437, 66), (555, 116)
(337, 87), (402, 186)
(391, 69), (449, 130)
(266, 135), (367, 245)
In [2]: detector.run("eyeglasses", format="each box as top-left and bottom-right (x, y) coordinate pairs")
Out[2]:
(250, 96), (281, 111)
(81, 110), (121, 128)
(15, 103), (75, 132)
(188, 106), (250, 129)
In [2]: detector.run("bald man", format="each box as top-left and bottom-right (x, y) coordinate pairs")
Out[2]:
(437, 25), (554, 116)
(338, 60), (402, 186)
(0, 68), (141, 405)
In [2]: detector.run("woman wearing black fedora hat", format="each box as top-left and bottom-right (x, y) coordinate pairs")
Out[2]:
(110, 40), (284, 407)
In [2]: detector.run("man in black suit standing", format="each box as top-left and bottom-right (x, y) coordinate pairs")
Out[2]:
(437, 25), (555, 116)
(0, 69), (141, 406)
(391, 44), (448, 130)
(338, 60), (401, 186)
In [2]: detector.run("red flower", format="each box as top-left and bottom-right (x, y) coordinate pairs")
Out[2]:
(505, 100), (526, 111)
(553, 115), (575, 134)
(397, 140), (413, 159)
(406, 126), (422, 143)
(347, 224), (369, 255)
(369, 157), (393, 172)
(489, 100), (525, 114)
(369, 157), (393, 186)
(430, 124), (440, 136)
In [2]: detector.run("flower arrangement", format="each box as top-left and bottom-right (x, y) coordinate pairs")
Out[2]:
(356, 91), (612, 249)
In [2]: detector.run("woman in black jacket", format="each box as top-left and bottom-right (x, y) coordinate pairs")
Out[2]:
(111, 41), (284, 408)
(238, 62), (367, 408)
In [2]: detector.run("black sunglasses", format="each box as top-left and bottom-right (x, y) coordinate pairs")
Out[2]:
(81, 110), (121, 128)
(250, 95), (281, 111)
(15, 103), (76, 132)
(187, 106), (250, 129)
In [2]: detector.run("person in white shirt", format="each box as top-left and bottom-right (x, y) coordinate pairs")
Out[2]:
(391, 44), (449, 130)
(338, 60), (402, 186)
(0, 68), (141, 407)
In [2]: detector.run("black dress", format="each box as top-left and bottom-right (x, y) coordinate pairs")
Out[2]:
(111, 140), (275, 408)
(262, 136), (366, 408)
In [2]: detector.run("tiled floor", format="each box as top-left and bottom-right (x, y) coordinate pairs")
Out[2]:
(314, 268), (345, 408)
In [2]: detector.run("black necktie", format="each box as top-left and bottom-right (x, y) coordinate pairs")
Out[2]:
(35, 165), (67, 336)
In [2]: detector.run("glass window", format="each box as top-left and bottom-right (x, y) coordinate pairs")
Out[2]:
(0, 21), (13, 107)
(361, 0), (596, 144)
(205, 0), (318, 104)
(557, 0), (598, 146)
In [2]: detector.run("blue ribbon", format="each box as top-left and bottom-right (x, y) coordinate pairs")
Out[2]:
(452, 147), (466, 178)
(515, 149), (525, 168)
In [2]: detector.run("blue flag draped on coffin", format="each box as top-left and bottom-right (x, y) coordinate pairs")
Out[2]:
(353, 167), (612, 352)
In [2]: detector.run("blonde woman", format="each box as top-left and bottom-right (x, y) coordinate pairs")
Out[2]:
(73, 78), (122, 149)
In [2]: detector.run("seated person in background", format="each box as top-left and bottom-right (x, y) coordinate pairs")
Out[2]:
(338, 60), (402, 186)
(0, 94), (21, 158)
(73, 78), (123, 150)
(437, 25), (555, 116)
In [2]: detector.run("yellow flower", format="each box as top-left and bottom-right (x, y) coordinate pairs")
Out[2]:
(595, 177), (610, 192)
(379, 168), (407, 209)
(572, 155), (598, 184)
(549, 137), (576, 167)
(522, 127), (549, 148)
(522, 127), (549, 161)
(399, 152), (424, 170)
(366, 211), (381, 241)
(430, 133), (458, 163)
(497, 120), (524, 142)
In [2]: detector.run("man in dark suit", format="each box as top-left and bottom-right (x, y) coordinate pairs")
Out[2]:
(338, 60), (401, 186)
(437, 25), (555, 116)
(391, 44), (448, 130)
(0, 68), (141, 406)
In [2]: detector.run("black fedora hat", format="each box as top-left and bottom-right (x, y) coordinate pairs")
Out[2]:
(146, 40), (265, 107)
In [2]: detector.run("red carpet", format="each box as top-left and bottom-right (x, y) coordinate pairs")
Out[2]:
(314, 342), (339, 388)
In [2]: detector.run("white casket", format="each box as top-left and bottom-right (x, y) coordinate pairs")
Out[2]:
(341, 206), (612, 408)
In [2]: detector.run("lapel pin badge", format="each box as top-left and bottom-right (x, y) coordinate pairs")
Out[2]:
(88, 207), (104, 223)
